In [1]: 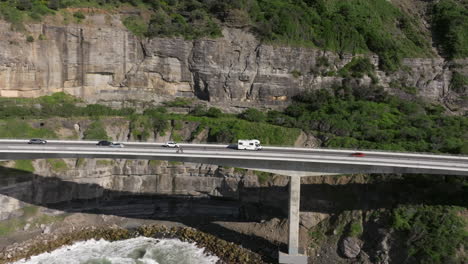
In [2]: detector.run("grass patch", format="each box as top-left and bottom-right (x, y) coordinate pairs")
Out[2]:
(254, 170), (272, 184)
(233, 167), (248, 174)
(14, 160), (34, 173)
(309, 230), (326, 248)
(22, 206), (39, 217)
(96, 160), (114, 166)
(149, 160), (162, 166)
(0, 119), (56, 139)
(47, 159), (68, 172)
(170, 115), (300, 146)
(348, 220), (363, 237)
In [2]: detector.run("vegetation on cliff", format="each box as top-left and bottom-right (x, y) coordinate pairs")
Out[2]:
(278, 86), (468, 154)
(0, 93), (300, 146)
(431, 0), (468, 59)
(1, 0), (466, 69)
(0, 0), (441, 71)
(392, 205), (466, 263)
(1, 90), (467, 154)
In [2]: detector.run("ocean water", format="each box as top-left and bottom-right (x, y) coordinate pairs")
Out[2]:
(11, 237), (219, 264)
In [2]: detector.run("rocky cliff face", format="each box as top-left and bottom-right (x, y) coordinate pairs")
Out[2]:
(0, 14), (466, 111)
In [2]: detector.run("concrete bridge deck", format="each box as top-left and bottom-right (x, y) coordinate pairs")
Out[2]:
(1, 139), (467, 263)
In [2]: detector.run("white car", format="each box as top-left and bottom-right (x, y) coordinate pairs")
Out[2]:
(163, 141), (179, 148)
(109, 142), (124, 148)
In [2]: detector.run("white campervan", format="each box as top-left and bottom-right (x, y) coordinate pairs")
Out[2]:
(237, 139), (262, 150)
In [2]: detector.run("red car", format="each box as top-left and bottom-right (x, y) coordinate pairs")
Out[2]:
(351, 152), (365, 157)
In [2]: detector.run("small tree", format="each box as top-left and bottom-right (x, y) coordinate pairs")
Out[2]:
(206, 107), (222, 118)
(190, 105), (207, 116)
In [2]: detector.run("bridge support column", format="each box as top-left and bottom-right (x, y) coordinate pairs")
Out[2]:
(279, 176), (307, 264)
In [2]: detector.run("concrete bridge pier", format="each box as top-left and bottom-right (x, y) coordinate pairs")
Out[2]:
(279, 176), (308, 264)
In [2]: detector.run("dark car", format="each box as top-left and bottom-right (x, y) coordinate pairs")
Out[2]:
(351, 152), (365, 157)
(28, 139), (47, 144)
(97, 140), (112, 146)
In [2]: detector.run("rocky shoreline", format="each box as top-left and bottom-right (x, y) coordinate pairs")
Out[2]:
(0, 224), (266, 264)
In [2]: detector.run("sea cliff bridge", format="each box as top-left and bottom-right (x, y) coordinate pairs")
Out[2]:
(1, 139), (467, 264)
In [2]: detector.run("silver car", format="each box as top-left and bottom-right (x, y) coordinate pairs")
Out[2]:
(109, 142), (124, 148)
(28, 139), (47, 144)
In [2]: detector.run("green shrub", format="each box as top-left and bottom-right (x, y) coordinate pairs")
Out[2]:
(285, 87), (468, 154)
(147, 6), (222, 39)
(190, 105), (207, 116)
(431, 0), (468, 59)
(123, 15), (148, 37)
(152, 116), (169, 136)
(392, 205), (466, 263)
(26, 35), (34, 42)
(83, 121), (108, 140)
(163, 97), (194, 107)
(290, 70), (302, 78)
(450, 72), (468, 93)
(0, 3), (25, 30)
(316, 56), (330, 67)
(206, 107), (223, 118)
(239, 108), (265, 122)
(173, 120), (183, 130)
(130, 115), (152, 141)
(144, 106), (167, 116)
(339, 57), (375, 78)
(73, 11), (85, 22)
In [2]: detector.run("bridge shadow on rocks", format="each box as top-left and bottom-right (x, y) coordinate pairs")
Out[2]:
(297, 174), (467, 213)
(0, 166), (466, 261)
(0, 166), (286, 262)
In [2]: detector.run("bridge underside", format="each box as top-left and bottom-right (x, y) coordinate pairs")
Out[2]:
(2, 152), (467, 264)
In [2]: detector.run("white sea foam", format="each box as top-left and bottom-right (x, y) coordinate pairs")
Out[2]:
(11, 237), (219, 264)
